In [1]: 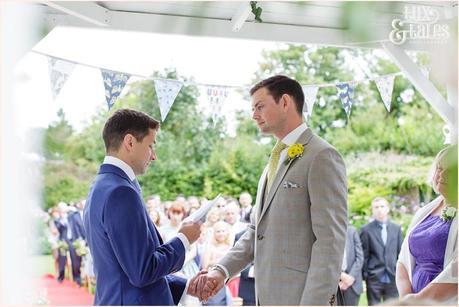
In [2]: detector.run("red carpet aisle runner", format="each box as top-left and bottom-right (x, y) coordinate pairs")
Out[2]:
(37, 274), (94, 305)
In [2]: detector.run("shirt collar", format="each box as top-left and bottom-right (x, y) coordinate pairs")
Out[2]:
(281, 123), (308, 146)
(103, 156), (136, 181)
(376, 220), (388, 227)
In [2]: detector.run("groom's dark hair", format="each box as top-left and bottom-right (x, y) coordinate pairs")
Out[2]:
(250, 75), (304, 114)
(103, 108), (159, 153)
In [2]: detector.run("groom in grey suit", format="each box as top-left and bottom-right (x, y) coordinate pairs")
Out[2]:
(195, 75), (348, 305)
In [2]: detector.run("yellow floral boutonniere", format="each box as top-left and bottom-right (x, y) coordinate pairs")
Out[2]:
(284, 143), (304, 165)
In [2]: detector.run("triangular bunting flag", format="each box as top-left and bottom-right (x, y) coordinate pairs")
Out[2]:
(101, 70), (131, 111)
(206, 86), (230, 123)
(154, 79), (183, 121)
(336, 82), (355, 119)
(47, 57), (75, 100)
(375, 75), (395, 112)
(302, 86), (319, 117)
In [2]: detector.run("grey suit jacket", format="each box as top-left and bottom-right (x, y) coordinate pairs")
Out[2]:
(218, 128), (348, 305)
(344, 225), (364, 295)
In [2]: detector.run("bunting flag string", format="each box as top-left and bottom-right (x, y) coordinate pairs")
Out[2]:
(154, 79), (183, 121)
(101, 69), (131, 110)
(374, 75), (395, 112)
(35, 51), (422, 123)
(47, 57), (75, 100)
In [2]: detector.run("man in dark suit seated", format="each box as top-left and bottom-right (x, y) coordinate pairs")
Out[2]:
(360, 197), (403, 305)
(84, 109), (203, 305)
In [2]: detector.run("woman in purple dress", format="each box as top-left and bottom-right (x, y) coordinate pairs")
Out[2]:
(396, 145), (457, 304)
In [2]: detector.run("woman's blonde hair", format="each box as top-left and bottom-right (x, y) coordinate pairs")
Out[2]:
(427, 145), (458, 193)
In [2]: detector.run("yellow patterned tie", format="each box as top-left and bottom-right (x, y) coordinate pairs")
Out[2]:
(267, 141), (288, 191)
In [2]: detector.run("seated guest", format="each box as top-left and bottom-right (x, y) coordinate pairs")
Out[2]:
(238, 192), (253, 223)
(396, 145), (458, 304)
(160, 201), (185, 242)
(224, 201), (247, 242)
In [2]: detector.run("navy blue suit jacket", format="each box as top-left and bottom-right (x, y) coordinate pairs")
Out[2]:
(69, 211), (86, 240)
(84, 164), (186, 305)
(54, 218), (70, 242)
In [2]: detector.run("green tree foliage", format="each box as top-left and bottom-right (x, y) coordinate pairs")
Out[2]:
(235, 110), (259, 139)
(44, 162), (95, 208)
(43, 108), (74, 160)
(203, 136), (271, 198)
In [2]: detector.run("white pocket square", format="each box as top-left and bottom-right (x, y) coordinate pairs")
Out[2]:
(283, 180), (303, 188)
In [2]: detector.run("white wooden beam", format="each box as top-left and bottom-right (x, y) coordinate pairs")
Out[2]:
(381, 41), (455, 126)
(43, 1), (110, 27)
(42, 8), (438, 52)
(230, 2), (251, 32)
(42, 10), (350, 47)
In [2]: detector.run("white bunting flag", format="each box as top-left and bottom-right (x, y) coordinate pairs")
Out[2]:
(302, 86), (319, 117)
(206, 86), (230, 123)
(375, 75), (395, 112)
(101, 69), (131, 110)
(47, 57), (75, 100)
(154, 79), (183, 121)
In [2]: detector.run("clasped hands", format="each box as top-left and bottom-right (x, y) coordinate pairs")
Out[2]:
(187, 269), (226, 302)
(338, 272), (355, 291)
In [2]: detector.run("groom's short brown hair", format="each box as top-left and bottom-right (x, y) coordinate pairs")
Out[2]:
(250, 75), (305, 114)
(103, 109), (159, 153)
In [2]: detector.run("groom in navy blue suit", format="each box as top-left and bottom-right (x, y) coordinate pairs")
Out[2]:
(84, 109), (202, 305)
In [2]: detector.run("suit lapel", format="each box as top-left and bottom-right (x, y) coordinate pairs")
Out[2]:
(258, 129), (314, 224)
(255, 166), (268, 222)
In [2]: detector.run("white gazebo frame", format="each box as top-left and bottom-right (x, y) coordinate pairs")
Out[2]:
(37, 1), (458, 142)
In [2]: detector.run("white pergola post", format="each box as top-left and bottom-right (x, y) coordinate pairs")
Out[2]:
(381, 41), (456, 144)
(447, 82), (458, 144)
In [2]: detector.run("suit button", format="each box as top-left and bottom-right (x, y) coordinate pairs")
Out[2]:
(257, 234), (264, 240)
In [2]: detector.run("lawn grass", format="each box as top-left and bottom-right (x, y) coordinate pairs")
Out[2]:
(359, 293), (368, 306)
